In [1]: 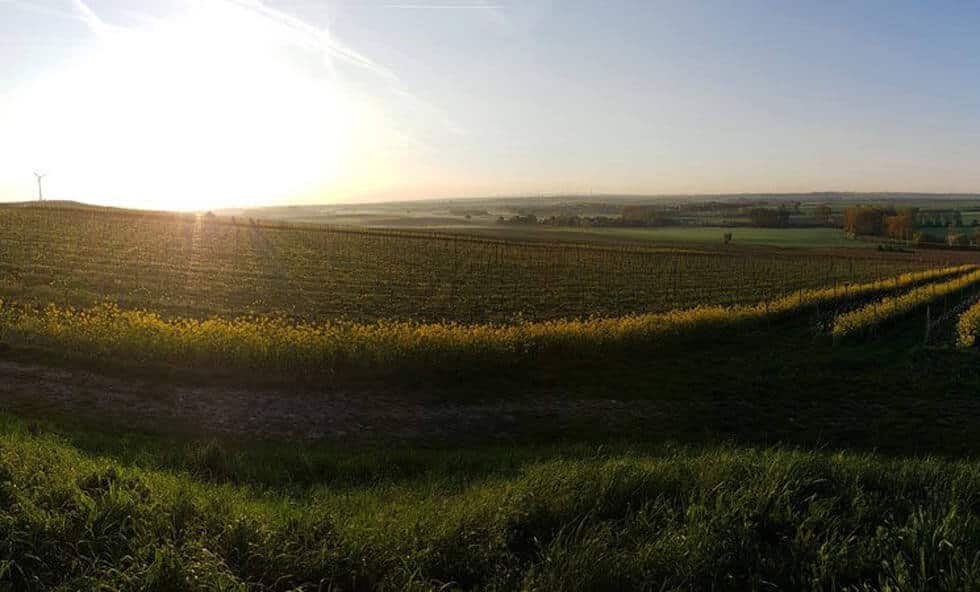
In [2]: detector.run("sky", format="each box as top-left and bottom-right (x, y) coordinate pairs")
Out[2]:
(2, 0), (980, 210)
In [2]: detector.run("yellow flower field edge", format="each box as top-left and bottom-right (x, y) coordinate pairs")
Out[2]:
(743, 264), (974, 319)
(832, 268), (980, 340)
(0, 264), (973, 381)
(956, 300), (980, 348)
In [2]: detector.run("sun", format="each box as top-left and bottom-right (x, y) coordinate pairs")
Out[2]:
(0, 2), (361, 211)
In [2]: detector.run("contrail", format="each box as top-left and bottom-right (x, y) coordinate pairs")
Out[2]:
(226, 0), (399, 81)
(374, 4), (502, 8)
(72, 0), (111, 36)
(222, 0), (464, 137)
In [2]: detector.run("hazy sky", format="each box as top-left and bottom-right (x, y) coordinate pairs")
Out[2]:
(2, 1), (980, 209)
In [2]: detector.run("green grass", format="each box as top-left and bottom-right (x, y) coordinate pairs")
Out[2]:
(522, 226), (875, 249)
(460, 225), (878, 249)
(2, 414), (980, 591)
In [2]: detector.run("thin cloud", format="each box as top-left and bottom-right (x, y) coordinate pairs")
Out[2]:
(375, 3), (501, 8)
(225, 0), (465, 138)
(72, 0), (112, 36)
(362, 1), (509, 31)
(40, 0), (464, 155)
(392, 87), (467, 136)
(226, 0), (398, 81)
(1, 0), (89, 22)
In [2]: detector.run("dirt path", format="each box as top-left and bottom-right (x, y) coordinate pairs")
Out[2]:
(1, 359), (978, 455)
(0, 360), (653, 442)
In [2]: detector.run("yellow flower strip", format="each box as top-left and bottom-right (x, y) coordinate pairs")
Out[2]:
(956, 300), (980, 347)
(833, 268), (980, 340)
(0, 265), (973, 377)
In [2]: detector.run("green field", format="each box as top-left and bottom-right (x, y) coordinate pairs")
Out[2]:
(474, 226), (878, 249)
(3, 203), (980, 589)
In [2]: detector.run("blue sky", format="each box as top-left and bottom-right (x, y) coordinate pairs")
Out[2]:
(2, 1), (980, 209)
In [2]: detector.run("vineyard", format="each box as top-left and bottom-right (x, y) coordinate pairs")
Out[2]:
(958, 300), (980, 347)
(0, 265), (974, 382)
(833, 268), (980, 339)
(4, 204), (980, 590)
(2, 205), (980, 383)
(0, 205), (932, 323)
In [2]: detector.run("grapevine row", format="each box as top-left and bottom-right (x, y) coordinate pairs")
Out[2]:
(832, 268), (980, 339)
(0, 265), (970, 381)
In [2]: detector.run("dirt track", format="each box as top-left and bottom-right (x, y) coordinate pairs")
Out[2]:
(1, 358), (978, 454)
(0, 360), (649, 442)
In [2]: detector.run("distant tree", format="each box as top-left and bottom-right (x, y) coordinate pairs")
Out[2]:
(620, 205), (664, 224)
(916, 209), (962, 227)
(913, 230), (942, 244)
(748, 207), (790, 228)
(812, 205), (833, 225)
(843, 207), (887, 236)
(500, 214), (537, 225)
(884, 208), (916, 240)
(949, 233), (969, 247)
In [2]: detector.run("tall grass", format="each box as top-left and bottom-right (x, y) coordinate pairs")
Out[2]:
(832, 268), (980, 340)
(0, 265), (973, 381)
(0, 415), (978, 590)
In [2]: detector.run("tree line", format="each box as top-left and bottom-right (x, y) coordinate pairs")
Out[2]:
(843, 206), (974, 244)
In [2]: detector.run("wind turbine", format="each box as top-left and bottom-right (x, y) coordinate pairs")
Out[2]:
(33, 170), (46, 202)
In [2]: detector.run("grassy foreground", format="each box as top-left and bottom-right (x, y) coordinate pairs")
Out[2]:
(0, 415), (978, 591)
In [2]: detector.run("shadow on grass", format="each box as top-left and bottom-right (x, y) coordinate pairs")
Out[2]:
(4, 311), (979, 493)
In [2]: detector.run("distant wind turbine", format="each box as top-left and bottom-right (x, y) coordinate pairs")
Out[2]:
(33, 171), (46, 202)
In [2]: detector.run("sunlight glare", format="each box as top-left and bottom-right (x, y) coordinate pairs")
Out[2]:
(0, 2), (366, 211)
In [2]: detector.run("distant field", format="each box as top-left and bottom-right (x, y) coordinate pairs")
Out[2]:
(562, 226), (869, 248)
(463, 225), (878, 249)
(0, 205), (932, 323)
